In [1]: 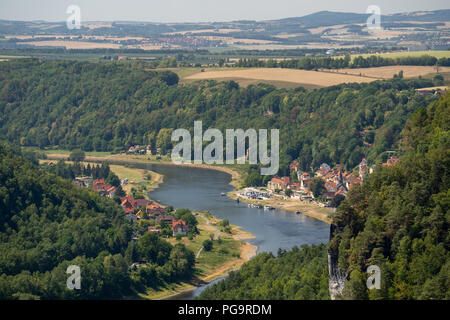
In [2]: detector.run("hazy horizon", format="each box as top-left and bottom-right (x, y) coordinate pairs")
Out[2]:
(0, 0), (449, 23)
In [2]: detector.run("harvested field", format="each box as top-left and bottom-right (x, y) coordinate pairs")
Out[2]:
(348, 50), (450, 59)
(23, 40), (122, 49)
(185, 68), (378, 87)
(323, 65), (450, 79)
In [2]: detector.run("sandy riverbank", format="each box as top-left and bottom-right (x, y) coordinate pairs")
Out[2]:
(45, 153), (241, 188)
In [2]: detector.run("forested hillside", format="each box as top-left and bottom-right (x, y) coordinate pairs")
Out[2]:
(329, 93), (449, 299)
(199, 244), (329, 300)
(0, 59), (438, 176)
(199, 93), (449, 301)
(0, 145), (194, 299)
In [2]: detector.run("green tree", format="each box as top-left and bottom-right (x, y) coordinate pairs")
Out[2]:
(203, 240), (213, 251)
(308, 177), (326, 198)
(69, 149), (85, 162)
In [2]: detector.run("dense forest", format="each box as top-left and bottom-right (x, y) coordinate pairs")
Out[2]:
(199, 93), (449, 300)
(0, 59), (439, 180)
(199, 244), (329, 300)
(329, 93), (449, 299)
(0, 144), (195, 299)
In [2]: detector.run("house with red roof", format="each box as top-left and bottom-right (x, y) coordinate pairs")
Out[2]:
(92, 180), (116, 198)
(156, 215), (175, 225)
(94, 179), (105, 185)
(172, 220), (189, 236)
(267, 176), (290, 191)
(146, 202), (165, 216)
(288, 182), (300, 191)
(289, 161), (300, 172)
(383, 157), (400, 167)
(299, 172), (311, 189)
(120, 196), (154, 217)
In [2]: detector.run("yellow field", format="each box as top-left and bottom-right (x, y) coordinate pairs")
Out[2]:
(323, 65), (450, 79)
(184, 65), (450, 87)
(23, 40), (122, 49)
(185, 67), (379, 87)
(349, 50), (450, 59)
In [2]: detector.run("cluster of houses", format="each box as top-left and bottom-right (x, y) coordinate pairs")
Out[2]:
(268, 156), (400, 201)
(73, 177), (117, 198)
(72, 171), (189, 237)
(91, 179), (118, 198)
(127, 145), (152, 155)
(120, 195), (190, 236)
(126, 145), (165, 156)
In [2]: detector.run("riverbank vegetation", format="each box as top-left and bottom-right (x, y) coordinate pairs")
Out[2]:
(199, 244), (329, 300)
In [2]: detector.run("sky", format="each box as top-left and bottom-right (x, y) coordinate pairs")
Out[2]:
(0, 0), (448, 23)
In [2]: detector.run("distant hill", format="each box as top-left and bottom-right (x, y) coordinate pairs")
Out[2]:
(274, 9), (450, 27)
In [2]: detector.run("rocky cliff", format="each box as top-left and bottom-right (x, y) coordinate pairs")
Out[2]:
(328, 223), (347, 300)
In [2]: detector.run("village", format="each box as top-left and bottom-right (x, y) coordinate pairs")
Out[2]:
(70, 147), (401, 227)
(236, 155), (400, 211)
(72, 166), (192, 240)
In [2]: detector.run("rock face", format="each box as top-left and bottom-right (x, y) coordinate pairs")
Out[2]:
(328, 223), (347, 300)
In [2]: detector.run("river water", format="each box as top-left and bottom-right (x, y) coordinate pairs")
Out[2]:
(131, 163), (330, 299)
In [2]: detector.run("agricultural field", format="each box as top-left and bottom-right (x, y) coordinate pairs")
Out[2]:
(183, 65), (450, 87)
(22, 40), (122, 49)
(347, 50), (450, 59)
(185, 67), (385, 87)
(322, 65), (450, 80)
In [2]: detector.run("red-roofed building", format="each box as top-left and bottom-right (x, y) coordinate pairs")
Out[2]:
(267, 176), (290, 191)
(94, 179), (105, 185)
(172, 220), (189, 236)
(383, 157), (400, 167)
(92, 181), (116, 198)
(289, 161), (300, 172)
(156, 215), (175, 225)
(299, 172), (311, 189)
(325, 182), (338, 193)
(346, 177), (362, 190)
(120, 196), (154, 216)
(146, 202), (165, 216)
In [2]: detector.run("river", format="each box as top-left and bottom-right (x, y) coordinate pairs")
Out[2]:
(129, 162), (329, 299)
